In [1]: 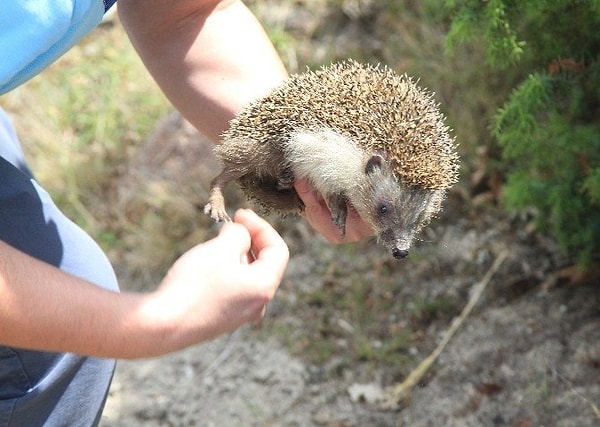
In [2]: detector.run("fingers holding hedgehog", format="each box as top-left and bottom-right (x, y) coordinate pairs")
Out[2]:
(205, 60), (459, 259)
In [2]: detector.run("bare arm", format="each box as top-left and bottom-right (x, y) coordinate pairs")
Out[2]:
(0, 210), (288, 359)
(118, 0), (288, 141)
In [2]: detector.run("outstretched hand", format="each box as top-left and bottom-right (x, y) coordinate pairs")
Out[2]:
(294, 178), (374, 243)
(148, 209), (289, 353)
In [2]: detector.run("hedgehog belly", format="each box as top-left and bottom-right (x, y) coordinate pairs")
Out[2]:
(238, 174), (304, 214)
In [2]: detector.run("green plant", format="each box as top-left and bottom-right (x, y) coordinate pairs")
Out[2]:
(445, 0), (600, 268)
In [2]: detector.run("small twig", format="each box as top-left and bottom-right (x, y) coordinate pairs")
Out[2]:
(200, 328), (243, 378)
(592, 403), (600, 419)
(554, 367), (600, 420)
(382, 250), (509, 409)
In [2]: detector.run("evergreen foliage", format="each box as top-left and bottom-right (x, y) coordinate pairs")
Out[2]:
(445, 0), (600, 267)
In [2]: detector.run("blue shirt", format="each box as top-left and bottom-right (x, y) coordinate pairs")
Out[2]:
(0, 0), (116, 94)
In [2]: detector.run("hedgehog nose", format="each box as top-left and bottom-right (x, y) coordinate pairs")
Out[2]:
(392, 248), (409, 259)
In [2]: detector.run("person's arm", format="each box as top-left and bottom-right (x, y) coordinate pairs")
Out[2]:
(118, 0), (287, 142)
(118, 0), (373, 242)
(0, 209), (288, 359)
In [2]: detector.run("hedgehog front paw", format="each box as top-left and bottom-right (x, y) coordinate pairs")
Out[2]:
(328, 193), (348, 238)
(276, 167), (295, 190)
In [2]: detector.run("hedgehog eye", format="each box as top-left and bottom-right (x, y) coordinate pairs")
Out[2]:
(378, 204), (388, 216)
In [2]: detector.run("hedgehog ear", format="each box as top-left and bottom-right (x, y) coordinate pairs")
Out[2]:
(365, 154), (384, 175)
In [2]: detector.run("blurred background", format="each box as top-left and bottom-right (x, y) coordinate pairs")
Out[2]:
(1, 1), (598, 425)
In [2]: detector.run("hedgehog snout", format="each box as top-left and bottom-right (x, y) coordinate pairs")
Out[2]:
(392, 248), (409, 259)
(378, 228), (412, 260)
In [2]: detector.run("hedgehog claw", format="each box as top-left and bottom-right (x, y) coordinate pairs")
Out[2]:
(204, 186), (232, 223)
(277, 167), (295, 190)
(204, 202), (231, 223)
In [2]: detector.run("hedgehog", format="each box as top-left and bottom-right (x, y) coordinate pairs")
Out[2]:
(204, 59), (459, 259)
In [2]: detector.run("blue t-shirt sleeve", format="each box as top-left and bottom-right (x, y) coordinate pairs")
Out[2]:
(0, 0), (106, 94)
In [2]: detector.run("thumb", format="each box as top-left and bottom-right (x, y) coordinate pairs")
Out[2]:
(214, 221), (252, 261)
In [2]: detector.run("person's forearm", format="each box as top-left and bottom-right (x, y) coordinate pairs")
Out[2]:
(0, 209), (288, 359)
(0, 240), (173, 359)
(118, 0), (288, 142)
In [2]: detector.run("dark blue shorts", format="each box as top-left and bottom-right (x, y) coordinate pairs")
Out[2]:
(103, 0), (117, 12)
(0, 109), (119, 426)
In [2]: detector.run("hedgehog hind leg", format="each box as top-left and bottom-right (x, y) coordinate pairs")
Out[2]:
(204, 167), (244, 222)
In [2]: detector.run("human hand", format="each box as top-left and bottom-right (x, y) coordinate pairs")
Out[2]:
(294, 179), (374, 243)
(146, 209), (289, 353)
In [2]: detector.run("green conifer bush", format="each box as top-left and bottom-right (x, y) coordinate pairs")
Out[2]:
(445, 0), (600, 267)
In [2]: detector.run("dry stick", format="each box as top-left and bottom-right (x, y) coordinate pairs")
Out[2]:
(593, 403), (600, 419)
(554, 367), (600, 419)
(383, 250), (509, 409)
